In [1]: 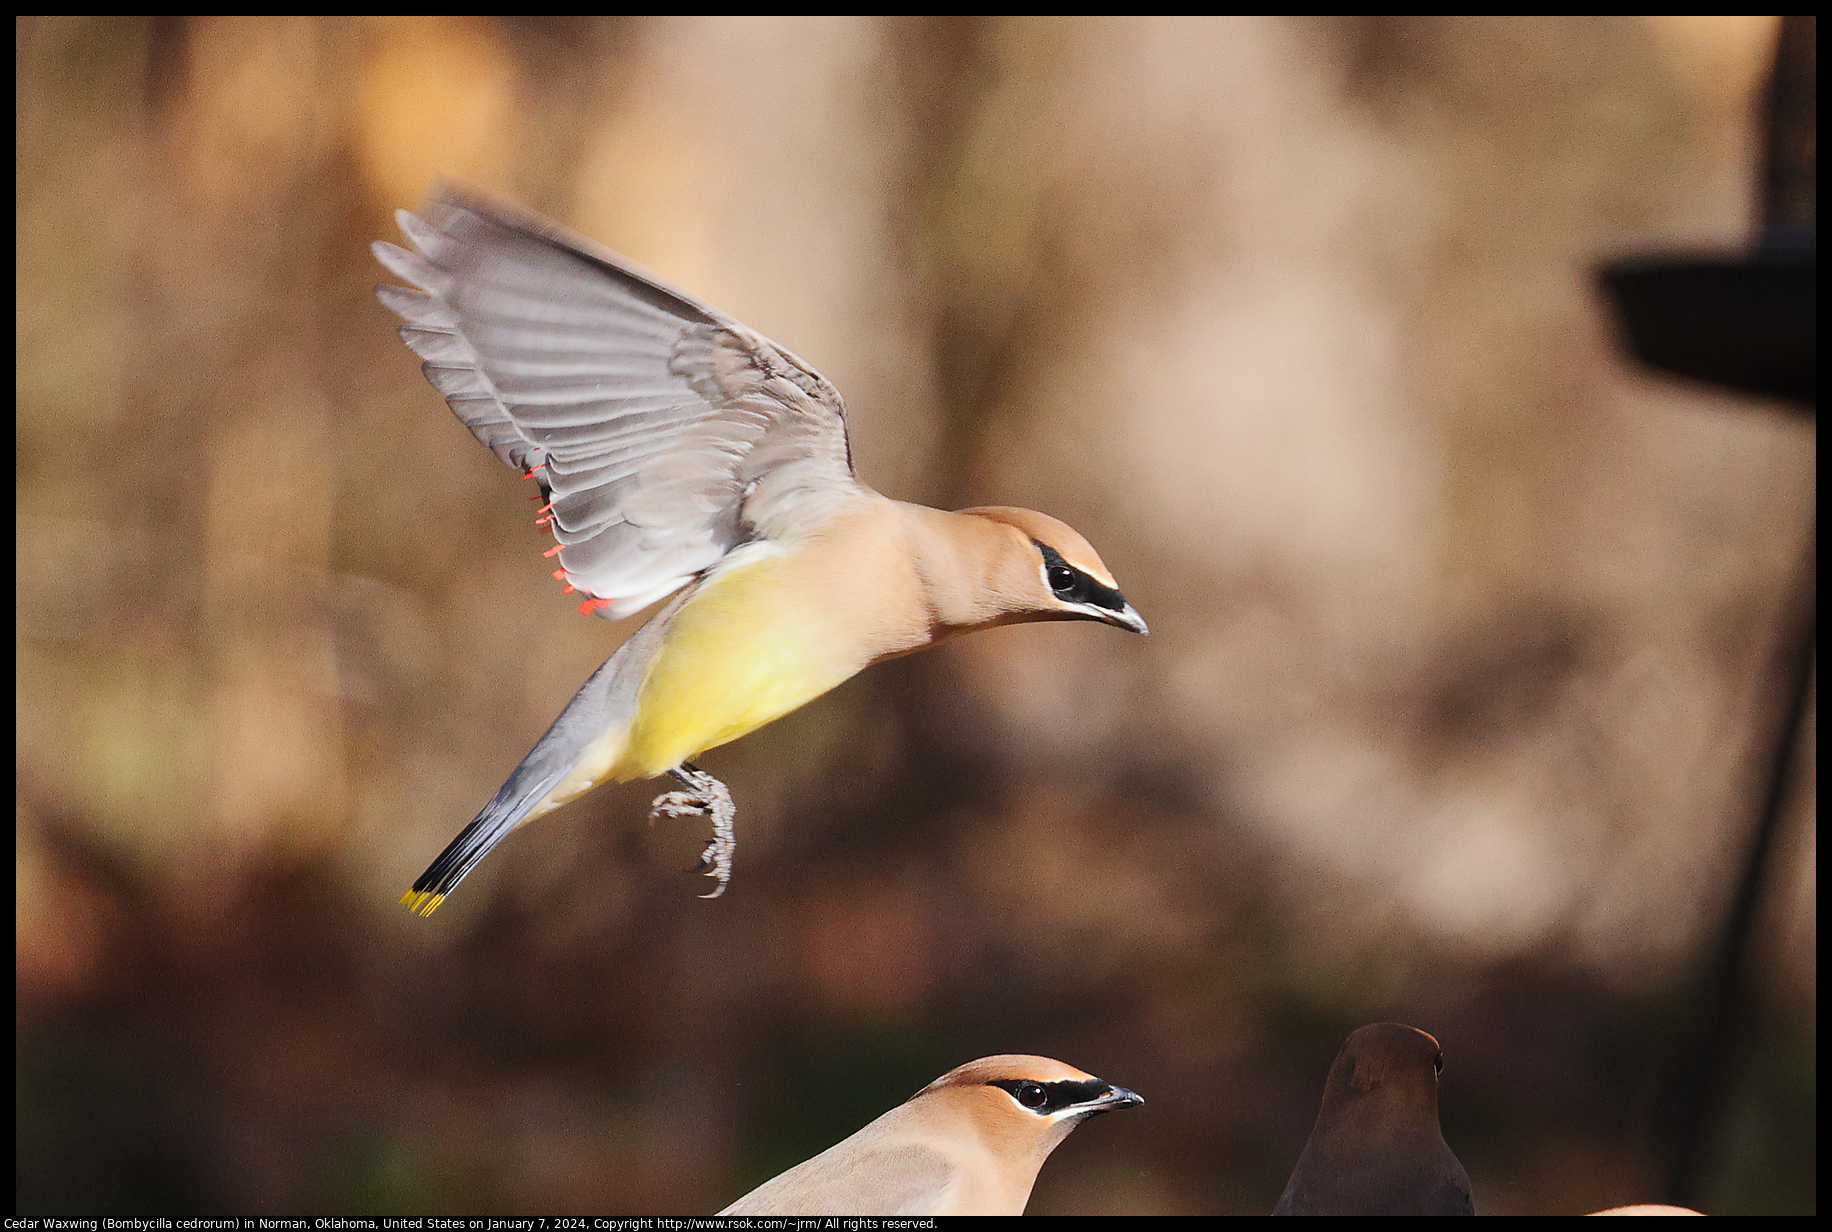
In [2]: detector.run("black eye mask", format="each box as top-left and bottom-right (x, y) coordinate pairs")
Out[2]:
(988, 1077), (1114, 1115)
(1034, 541), (1130, 615)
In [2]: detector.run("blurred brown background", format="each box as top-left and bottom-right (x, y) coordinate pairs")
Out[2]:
(16, 15), (1814, 1215)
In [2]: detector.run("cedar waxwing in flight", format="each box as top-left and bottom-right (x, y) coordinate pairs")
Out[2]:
(373, 190), (1146, 911)
(718, 1055), (1143, 1216)
(1274, 1023), (1474, 1216)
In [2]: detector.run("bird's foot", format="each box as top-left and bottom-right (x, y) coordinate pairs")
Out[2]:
(649, 763), (736, 899)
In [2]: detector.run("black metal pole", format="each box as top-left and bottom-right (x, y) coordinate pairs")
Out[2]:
(1664, 16), (1815, 1208)
(1666, 537), (1815, 1207)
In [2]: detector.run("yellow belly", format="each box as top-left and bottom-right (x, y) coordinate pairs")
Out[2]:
(611, 549), (869, 781)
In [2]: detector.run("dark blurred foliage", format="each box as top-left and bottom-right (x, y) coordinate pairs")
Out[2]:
(17, 16), (1813, 1215)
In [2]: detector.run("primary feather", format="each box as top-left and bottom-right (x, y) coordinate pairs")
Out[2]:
(373, 190), (864, 620)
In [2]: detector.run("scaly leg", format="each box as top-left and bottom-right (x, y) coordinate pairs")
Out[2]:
(648, 762), (737, 898)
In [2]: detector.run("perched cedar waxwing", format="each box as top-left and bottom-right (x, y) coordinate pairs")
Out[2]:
(719, 1055), (1143, 1216)
(1274, 1023), (1474, 1216)
(373, 190), (1147, 912)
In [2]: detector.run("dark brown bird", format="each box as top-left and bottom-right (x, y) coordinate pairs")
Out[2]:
(1273, 1023), (1474, 1216)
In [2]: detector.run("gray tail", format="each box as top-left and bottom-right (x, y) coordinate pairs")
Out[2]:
(397, 586), (691, 918)
(398, 695), (599, 917)
(399, 797), (532, 916)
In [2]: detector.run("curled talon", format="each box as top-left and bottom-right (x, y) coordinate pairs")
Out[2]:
(649, 764), (735, 897)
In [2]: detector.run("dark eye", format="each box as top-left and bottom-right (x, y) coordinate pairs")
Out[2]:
(1017, 1082), (1048, 1109)
(1432, 1052), (1444, 1076)
(1046, 564), (1077, 594)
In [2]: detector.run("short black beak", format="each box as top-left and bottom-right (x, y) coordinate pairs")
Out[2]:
(1086, 1084), (1145, 1115)
(1103, 602), (1149, 635)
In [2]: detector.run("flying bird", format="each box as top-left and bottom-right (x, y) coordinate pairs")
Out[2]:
(1274, 1022), (1475, 1216)
(719, 1055), (1143, 1216)
(373, 190), (1146, 911)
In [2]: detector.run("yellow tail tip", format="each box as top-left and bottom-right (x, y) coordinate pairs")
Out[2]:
(399, 890), (446, 917)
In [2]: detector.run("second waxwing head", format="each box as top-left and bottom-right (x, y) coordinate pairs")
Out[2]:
(912, 1055), (1145, 1186)
(719, 1054), (1142, 1217)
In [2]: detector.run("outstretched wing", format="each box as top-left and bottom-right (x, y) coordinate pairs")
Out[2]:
(373, 189), (866, 620)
